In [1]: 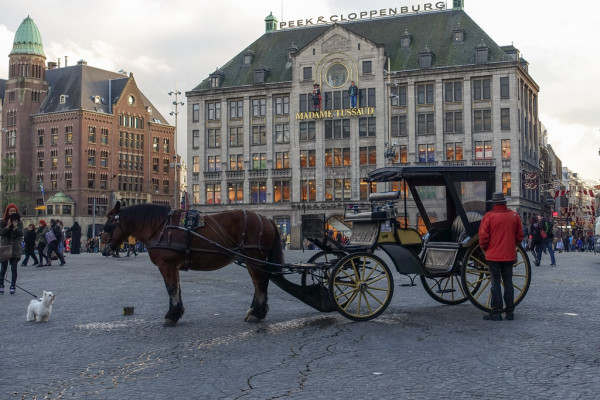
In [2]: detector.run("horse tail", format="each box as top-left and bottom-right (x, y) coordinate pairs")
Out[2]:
(268, 219), (284, 270)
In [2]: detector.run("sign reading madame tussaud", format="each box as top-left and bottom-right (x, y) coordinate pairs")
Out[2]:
(296, 107), (375, 120)
(279, 2), (447, 29)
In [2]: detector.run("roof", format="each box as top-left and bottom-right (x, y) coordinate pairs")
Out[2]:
(192, 9), (514, 91)
(11, 16), (45, 57)
(37, 64), (169, 124)
(0, 79), (5, 105)
(46, 192), (75, 204)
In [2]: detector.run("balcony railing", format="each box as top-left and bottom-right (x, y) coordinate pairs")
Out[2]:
(203, 171), (222, 181)
(471, 159), (495, 166)
(225, 170), (245, 179)
(442, 160), (466, 166)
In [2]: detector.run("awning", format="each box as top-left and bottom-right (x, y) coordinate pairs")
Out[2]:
(34, 206), (47, 210)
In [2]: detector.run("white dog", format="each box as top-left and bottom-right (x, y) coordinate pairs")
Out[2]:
(27, 291), (56, 322)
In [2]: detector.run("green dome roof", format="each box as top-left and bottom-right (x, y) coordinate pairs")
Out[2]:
(46, 192), (74, 204)
(10, 16), (45, 57)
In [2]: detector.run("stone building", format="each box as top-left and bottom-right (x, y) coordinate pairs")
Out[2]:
(185, 1), (542, 248)
(0, 16), (175, 235)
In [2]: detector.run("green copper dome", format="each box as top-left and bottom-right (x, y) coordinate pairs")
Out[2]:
(10, 16), (45, 57)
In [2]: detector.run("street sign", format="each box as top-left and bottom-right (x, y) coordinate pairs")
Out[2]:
(545, 197), (555, 204)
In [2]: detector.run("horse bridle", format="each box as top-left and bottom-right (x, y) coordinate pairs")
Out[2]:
(102, 213), (120, 256)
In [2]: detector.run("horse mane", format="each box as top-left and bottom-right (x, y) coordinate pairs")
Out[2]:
(120, 203), (171, 240)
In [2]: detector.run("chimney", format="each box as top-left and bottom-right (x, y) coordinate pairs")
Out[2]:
(47, 61), (57, 70)
(57, 58), (61, 68)
(65, 56), (68, 67)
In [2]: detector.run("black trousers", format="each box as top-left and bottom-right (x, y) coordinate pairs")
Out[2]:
(0, 257), (19, 287)
(488, 260), (515, 314)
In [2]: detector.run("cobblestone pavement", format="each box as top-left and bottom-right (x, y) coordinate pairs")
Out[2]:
(1, 249), (599, 399)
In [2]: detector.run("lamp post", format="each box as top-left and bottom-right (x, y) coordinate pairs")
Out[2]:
(168, 88), (184, 209)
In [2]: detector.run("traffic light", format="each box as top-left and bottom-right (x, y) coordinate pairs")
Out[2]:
(553, 211), (558, 217)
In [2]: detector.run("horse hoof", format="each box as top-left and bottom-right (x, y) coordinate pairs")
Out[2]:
(163, 319), (177, 327)
(245, 315), (261, 323)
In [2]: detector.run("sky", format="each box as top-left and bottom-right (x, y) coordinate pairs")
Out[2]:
(1, 0), (599, 182)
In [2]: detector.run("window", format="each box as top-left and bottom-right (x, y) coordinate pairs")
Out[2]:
(445, 112), (463, 133)
(153, 137), (159, 152)
(49, 127), (58, 145)
(275, 152), (289, 169)
(152, 157), (159, 172)
(207, 155), (221, 172)
(300, 150), (316, 167)
(37, 128), (44, 146)
(252, 153), (266, 170)
(252, 98), (266, 117)
(453, 31), (464, 43)
(417, 113), (435, 134)
(229, 127), (243, 147)
(207, 102), (221, 120)
(37, 151), (44, 168)
(250, 181), (267, 203)
(5, 130), (16, 148)
(192, 130), (200, 148)
(101, 128), (108, 145)
(474, 140), (493, 159)
(207, 128), (221, 147)
(360, 181), (377, 200)
(391, 115), (407, 137)
(500, 77), (509, 99)
(87, 149), (96, 167)
(362, 60), (372, 74)
(229, 154), (244, 171)
(65, 126), (73, 144)
(192, 104), (200, 122)
(206, 184), (221, 204)
(100, 151), (108, 168)
(228, 182), (244, 203)
(163, 158), (170, 173)
(299, 94), (308, 112)
(152, 178), (159, 193)
(418, 144), (435, 162)
(275, 123), (290, 143)
(163, 138), (170, 153)
(273, 180), (290, 202)
(299, 121), (316, 141)
(359, 146), (377, 165)
(88, 126), (96, 143)
(324, 119), (350, 139)
(473, 78), (491, 100)
(300, 180), (316, 201)
(391, 85), (407, 106)
(303, 67), (312, 80)
(502, 172), (511, 196)
(325, 179), (351, 201)
(87, 171), (95, 189)
(66, 171), (73, 189)
(163, 179), (170, 195)
(325, 148), (351, 167)
(445, 142), (463, 161)
(444, 81), (462, 102)
(229, 100), (243, 118)
(401, 36), (411, 48)
(359, 117), (376, 137)
(501, 108), (510, 130)
(275, 96), (289, 115)
(501, 139), (511, 159)
(398, 145), (408, 163)
(252, 125), (266, 145)
(417, 83), (434, 104)
(473, 109), (492, 131)
(192, 156), (200, 174)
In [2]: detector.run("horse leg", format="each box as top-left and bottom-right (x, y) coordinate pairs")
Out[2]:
(244, 265), (270, 323)
(158, 263), (185, 327)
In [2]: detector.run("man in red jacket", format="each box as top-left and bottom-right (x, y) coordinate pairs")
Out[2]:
(478, 192), (524, 321)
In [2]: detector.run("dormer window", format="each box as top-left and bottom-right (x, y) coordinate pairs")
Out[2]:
(453, 23), (465, 43)
(128, 95), (135, 105)
(243, 49), (255, 66)
(60, 95), (68, 104)
(475, 40), (490, 64)
(400, 29), (412, 49)
(254, 65), (270, 84)
(209, 69), (225, 88)
(419, 46), (433, 68)
(147, 106), (153, 114)
(94, 95), (101, 104)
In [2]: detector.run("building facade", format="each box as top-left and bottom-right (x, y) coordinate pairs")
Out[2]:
(0, 17), (175, 235)
(185, 2), (543, 248)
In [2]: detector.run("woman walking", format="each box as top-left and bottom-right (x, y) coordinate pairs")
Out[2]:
(35, 219), (51, 267)
(0, 204), (24, 294)
(70, 221), (82, 254)
(46, 219), (65, 266)
(21, 223), (39, 266)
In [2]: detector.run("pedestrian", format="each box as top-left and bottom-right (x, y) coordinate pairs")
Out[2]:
(70, 221), (82, 254)
(478, 192), (523, 321)
(539, 215), (556, 266)
(46, 219), (66, 266)
(528, 216), (543, 266)
(57, 220), (66, 256)
(21, 223), (39, 266)
(348, 80), (358, 108)
(0, 204), (24, 294)
(35, 219), (51, 267)
(126, 235), (138, 257)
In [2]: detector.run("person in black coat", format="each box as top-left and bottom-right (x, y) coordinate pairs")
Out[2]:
(22, 223), (39, 266)
(70, 221), (82, 254)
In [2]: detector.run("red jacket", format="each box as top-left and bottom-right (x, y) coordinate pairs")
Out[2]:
(478, 204), (524, 261)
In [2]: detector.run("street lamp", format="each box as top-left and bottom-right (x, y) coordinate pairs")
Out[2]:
(168, 88), (184, 209)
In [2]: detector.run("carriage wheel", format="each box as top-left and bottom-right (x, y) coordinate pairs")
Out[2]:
(302, 250), (347, 286)
(420, 274), (469, 305)
(460, 243), (531, 312)
(328, 252), (393, 321)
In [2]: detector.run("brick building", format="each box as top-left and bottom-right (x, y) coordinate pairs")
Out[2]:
(0, 16), (175, 235)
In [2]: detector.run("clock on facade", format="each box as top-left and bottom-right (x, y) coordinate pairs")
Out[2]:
(326, 63), (349, 88)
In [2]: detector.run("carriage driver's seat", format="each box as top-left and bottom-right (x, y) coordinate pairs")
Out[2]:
(450, 211), (484, 243)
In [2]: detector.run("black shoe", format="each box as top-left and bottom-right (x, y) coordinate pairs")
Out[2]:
(506, 312), (514, 320)
(59, 262), (66, 266)
(483, 313), (503, 321)
(9, 286), (15, 294)
(550, 263), (556, 266)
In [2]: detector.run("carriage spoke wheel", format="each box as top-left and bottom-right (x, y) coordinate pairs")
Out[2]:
(461, 243), (531, 312)
(420, 274), (469, 305)
(328, 252), (393, 321)
(302, 250), (347, 287)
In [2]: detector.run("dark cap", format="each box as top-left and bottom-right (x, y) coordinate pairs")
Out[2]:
(487, 192), (509, 203)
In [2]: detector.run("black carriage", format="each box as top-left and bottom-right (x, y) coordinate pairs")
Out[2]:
(277, 165), (531, 321)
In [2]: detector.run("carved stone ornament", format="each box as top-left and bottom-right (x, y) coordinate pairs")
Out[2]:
(322, 34), (351, 53)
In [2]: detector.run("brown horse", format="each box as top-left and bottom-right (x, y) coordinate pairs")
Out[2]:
(102, 201), (284, 327)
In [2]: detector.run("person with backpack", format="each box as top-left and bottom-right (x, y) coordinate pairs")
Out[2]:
(529, 216), (543, 266)
(539, 215), (556, 266)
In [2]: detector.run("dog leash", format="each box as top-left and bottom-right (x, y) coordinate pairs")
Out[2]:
(4, 280), (38, 298)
